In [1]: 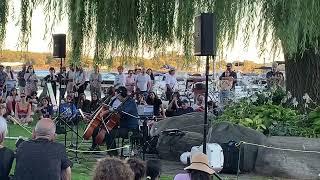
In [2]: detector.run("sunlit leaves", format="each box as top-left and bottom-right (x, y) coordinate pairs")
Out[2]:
(0, 0), (8, 49)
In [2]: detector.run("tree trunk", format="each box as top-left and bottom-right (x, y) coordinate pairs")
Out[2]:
(285, 48), (320, 104)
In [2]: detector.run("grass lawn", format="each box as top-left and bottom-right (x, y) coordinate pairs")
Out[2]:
(5, 120), (173, 180)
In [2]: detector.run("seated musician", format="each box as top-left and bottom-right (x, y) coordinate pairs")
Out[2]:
(37, 97), (53, 119)
(90, 86), (139, 155)
(90, 93), (101, 113)
(101, 86), (116, 104)
(146, 92), (165, 118)
(77, 93), (91, 113)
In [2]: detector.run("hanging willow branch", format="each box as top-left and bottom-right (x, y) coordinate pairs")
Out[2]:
(0, 0), (9, 49)
(5, 0), (320, 64)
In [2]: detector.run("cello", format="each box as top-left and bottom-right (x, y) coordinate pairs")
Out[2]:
(82, 96), (129, 145)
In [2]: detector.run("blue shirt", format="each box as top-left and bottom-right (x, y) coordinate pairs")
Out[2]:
(59, 103), (77, 119)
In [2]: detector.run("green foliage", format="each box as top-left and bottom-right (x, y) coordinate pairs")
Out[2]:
(217, 90), (320, 137)
(0, 0), (9, 49)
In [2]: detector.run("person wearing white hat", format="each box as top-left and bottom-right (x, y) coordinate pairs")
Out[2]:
(174, 152), (215, 180)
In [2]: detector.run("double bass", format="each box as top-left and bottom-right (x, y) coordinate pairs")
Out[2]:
(82, 96), (129, 145)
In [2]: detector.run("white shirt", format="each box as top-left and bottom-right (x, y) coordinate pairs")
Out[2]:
(165, 74), (177, 91)
(135, 73), (151, 91)
(114, 73), (126, 88)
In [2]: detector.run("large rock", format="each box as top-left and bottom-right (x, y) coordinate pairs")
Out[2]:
(157, 131), (203, 161)
(255, 136), (320, 179)
(207, 122), (267, 172)
(150, 112), (205, 136)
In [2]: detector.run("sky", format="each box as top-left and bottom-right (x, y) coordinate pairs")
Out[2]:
(3, 2), (284, 64)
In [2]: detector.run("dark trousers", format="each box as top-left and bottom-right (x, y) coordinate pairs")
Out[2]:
(91, 127), (138, 156)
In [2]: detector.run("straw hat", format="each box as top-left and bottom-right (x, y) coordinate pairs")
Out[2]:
(184, 153), (215, 175)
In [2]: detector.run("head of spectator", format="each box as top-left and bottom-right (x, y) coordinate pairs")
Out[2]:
(26, 65), (34, 73)
(49, 67), (55, 75)
(30, 91), (38, 100)
(61, 66), (66, 73)
(93, 157), (134, 180)
(226, 63), (232, 72)
(196, 95), (204, 106)
(118, 66), (124, 74)
(66, 94), (74, 104)
(22, 64), (26, 71)
(169, 68), (175, 76)
(94, 65), (99, 73)
(272, 62), (278, 72)
(92, 93), (99, 101)
(181, 153), (214, 180)
(172, 92), (181, 101)
(9, 88), (18, 97)
(146, 68), (153, 75)
(146, 160), (161, 180)
(128, 70), (134, 77)
(147, 92), (158, 102)
(126, 158), (146, 180)
(0, 118), (7, 145)
(180, 99), (190, 110)
(5, 66), (11, 73)
(0, 65), (4, 72)
(137, 93), (146, 105)
(106, 86), (116, 97)
(141, 68), (146, 75)
(135, 68), (141, 75)
(32, 118), (56, 141)
(79, 93), (86, 101)
(20, 92), (27, 103)
(0, 103), (6, 116)
(40, 97), (50, 107)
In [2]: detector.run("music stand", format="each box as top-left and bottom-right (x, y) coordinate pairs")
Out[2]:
(137, 105), (154, 160)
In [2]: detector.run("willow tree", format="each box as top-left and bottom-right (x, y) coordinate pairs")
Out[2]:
(0, 0), (319, 103)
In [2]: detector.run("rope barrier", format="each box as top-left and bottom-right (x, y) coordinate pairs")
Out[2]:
(236, 141), (320, 154)
(66, 145), (130, 153)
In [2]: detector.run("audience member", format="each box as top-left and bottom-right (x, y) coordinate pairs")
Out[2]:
(146, 92), (165, 117)
(192, 95), (205, 112)
(0, 118), (14, 180)
(90, 65), (102, 99)
(60, 95), (78, 146)
(146, 160), (162, 180)
(175, 99), (194, 116)
(166, 92), (181, 117)
(114, 66), (126, 88)
(134, 68), (141, 78)
(5, 66), (16, 96)
(74, 66), (87, 95)
(43, 67), (58, 98)
(165, 68), (177, 100)
(38, 97), (53, 119)
(14, 118), (72, 180)
(136, 93), (147, 105)
(28, 91), (39, 114)
(135, 68), (151, 95)
(57, 66), (68, 99)
(6, 88), (20, 116)
(0, 65), (8, 95)
(126, 70), (135, 94)
(174, 153), (214, 180)
(67, 66), (76, 94)
(24, 65), (38, 96)
(93, 157), (134, 180)
(146, 68), (154, 82)
(17, 64), (27, 92)
(126, 158), (146, 180)
(15, 92), (32, 125)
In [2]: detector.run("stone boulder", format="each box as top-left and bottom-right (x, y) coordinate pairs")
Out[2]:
(150, 112), (205, 137)
(157, 131), (203, 161)
(207, 122), (267, 172)
(255, 136), (320, 179)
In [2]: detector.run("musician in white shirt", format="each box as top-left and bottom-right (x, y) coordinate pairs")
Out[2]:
(165, 68), (177, 100)
(114, 66), (126, 88)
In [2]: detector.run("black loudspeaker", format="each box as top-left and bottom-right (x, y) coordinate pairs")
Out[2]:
(53, 34), (66, 58)
(194, 13), (217, 56)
